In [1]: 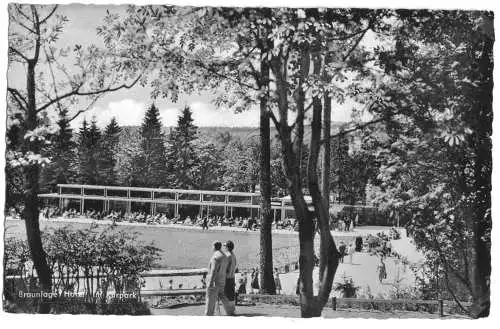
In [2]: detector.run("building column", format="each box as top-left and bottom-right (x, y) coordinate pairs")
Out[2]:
(58, 186), (63, 209)
(250, 195), (253, 218)
(104, 188), (108, 213)
(224, 195), (228, 217)
(174, 192), (179, 217)
(80, 187), (84, 213)
(127, 189), (131, 213)
(151, 192), (154, 215)
(281, 199), (286, 222)
(199, 193), (203, 217)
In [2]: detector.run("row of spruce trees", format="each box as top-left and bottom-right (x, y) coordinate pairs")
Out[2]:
(38, 104), (210, 194)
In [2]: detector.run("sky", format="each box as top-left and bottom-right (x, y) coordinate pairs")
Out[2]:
(7, 3), (366, 129)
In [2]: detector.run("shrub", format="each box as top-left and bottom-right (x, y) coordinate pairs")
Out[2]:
(355, 236), (363, 252)
(389, 227), (401, 240)
(4, 224), (161, 314)
(334, 274), (359, 298)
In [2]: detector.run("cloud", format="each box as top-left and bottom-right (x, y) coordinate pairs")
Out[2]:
(71, 99), (147, 129)
(161, 101), (260, 127)
(71, 98), (354, 130)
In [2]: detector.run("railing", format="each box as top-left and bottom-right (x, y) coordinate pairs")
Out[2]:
(140, 289), (458, 317)
(7, 268), (466, 317)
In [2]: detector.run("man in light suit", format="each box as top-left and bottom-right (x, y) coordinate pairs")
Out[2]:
(204, 241), (230, 316)
(224, 240), (237, 315)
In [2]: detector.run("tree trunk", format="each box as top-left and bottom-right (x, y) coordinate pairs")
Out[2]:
(271, 50), (340, 317)
(306, 54), (339, 312)
(321, 52), (332, 208)
(271, 54), (317, 317)
(258, 37), (276, 294)
(468, 34), (492, 318)
(23, 61), (52, 313)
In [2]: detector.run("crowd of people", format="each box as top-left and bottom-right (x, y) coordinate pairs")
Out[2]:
(11, 206), (367, 236)
(29, 206), (302, 232)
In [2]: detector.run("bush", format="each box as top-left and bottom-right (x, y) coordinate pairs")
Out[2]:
(389, 227), (401, 240)
(334, 274), (359, 298)
(355, 236), (363, 252)
(4, 224), (161, 314)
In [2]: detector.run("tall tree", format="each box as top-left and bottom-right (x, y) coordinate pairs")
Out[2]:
(370, 10), (493, 317)
(39, 108), (76, 193)
(7, 4), (140, 312)
(221, 138), (260, 192)
(167, 106), (198, 189)
(132, 103), (168, 187)
(257, 7), (276, 294)
(100, 117), (121, 185)
(77, 117), (102, 185)
(191, 140), (223, 190)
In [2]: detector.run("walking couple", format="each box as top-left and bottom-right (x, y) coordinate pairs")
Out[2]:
(204, 240), (237, 316)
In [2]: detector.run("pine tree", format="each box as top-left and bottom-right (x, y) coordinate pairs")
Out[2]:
(100, 117), (121, 185)
(40, 109), (76, 192)
(77, 117), (102, 185)
(132, 103), (168, 187)
(77, 118), (90, 184)
(166, 105), (198, 189)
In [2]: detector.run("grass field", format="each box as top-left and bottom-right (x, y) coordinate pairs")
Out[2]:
(4, 219), (307, 269)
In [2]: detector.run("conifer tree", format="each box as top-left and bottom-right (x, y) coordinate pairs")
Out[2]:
(132, 103), (168, 187)
(77, 117), (102, 185)
(166, 105), (198, 189)
(100, 117), (121, 185)
(40, 109), (76, 192)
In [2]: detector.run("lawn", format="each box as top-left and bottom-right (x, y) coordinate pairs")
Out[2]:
(5, 219), (305, 269)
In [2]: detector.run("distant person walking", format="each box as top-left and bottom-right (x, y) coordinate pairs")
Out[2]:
(250, 268), (260, 294)
(237, 274), (247, 295)
(202, 216), (209, 230)
(224, 240), (237, 315)
(204, 241), (231, 316)
(274, 268), (282, 295)
(347, 243), (355, 264)
(338, 241), (346, 263)
(377, 257), (387, 283)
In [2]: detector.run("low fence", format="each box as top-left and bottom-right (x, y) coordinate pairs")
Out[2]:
(142, 289), (462, 317)
(7, 268), (468, 316)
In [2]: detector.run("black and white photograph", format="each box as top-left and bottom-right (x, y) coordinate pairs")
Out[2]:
(1, 0), (495, 322)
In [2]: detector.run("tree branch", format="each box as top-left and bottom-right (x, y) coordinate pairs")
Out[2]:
(321, 101), (394, 144)
(44, 46), (64, 115)
(14, 4), (32, 23)
(67, 94), (104, 122)
(39, 5), (58, 24)
(36, 74), (142, 113)
(323, 117), (383, 144)
(327, 27), (371, 42)
(31, 5), (41, 63)
(7, 88), (28, 110)
(9, 46), (29, 62)
(342, 26), (370, 62)
(268, 108), (280, 132)
(192, 57), (260, 91)
(11, 15), (37, 34)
